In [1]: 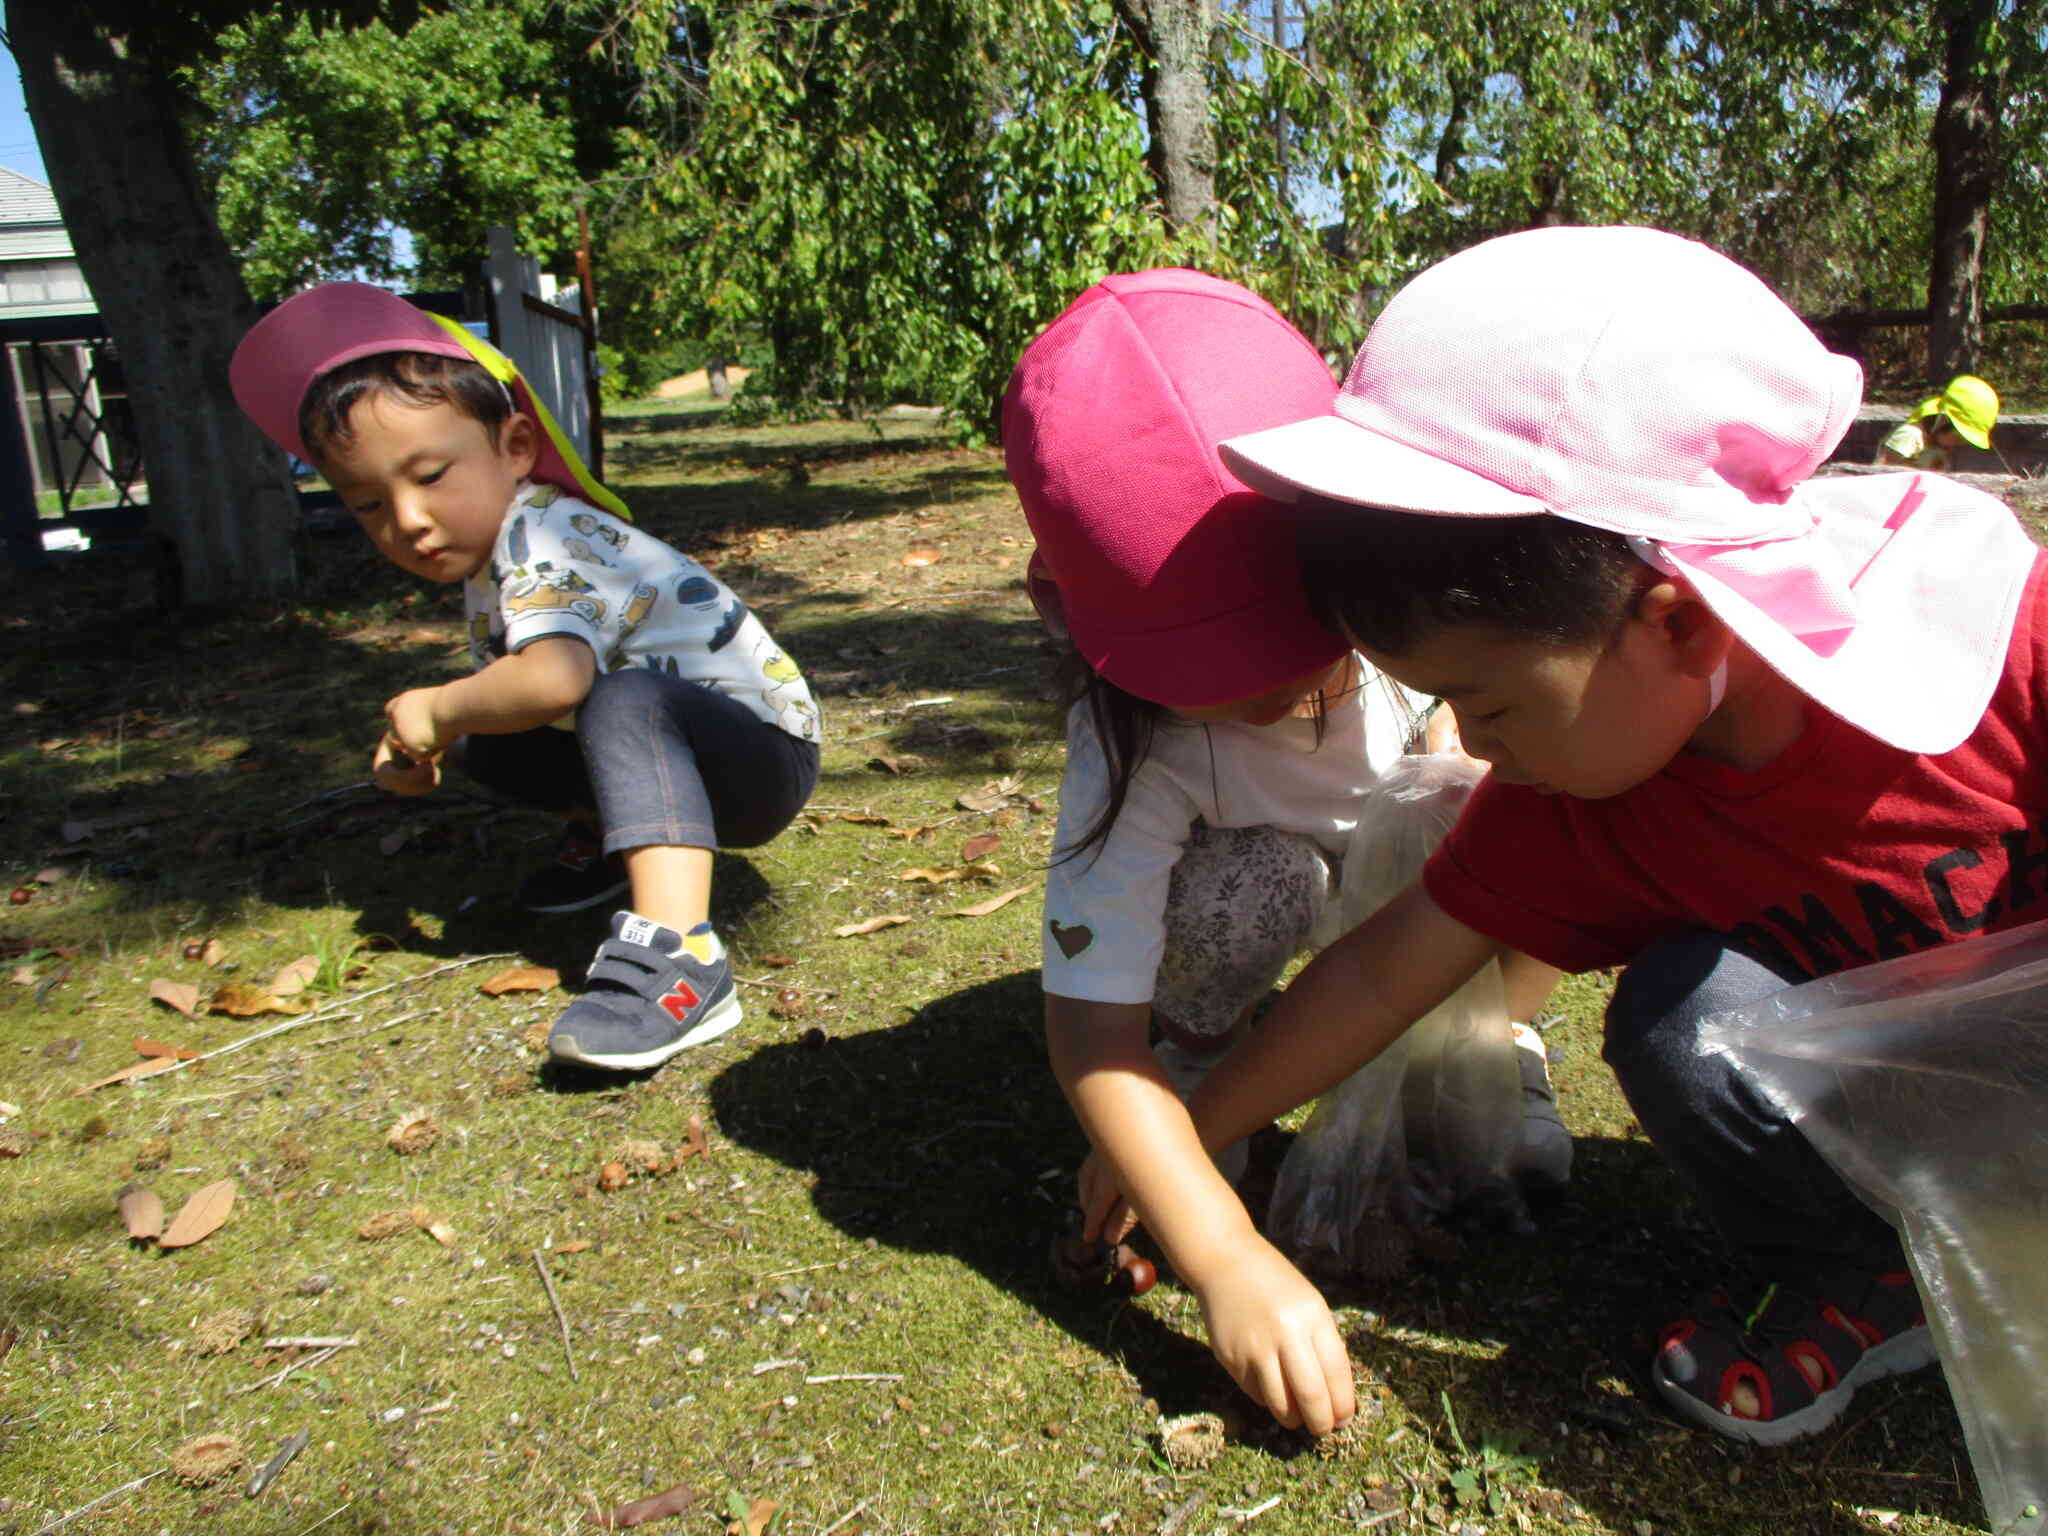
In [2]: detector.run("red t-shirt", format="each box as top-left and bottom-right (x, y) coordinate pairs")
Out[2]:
(1425, 551), (2048, 979)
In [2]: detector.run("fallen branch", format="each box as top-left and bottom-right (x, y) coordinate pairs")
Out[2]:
(750, 1358), (805, 1375)
(820, 1496), (874, 1536)
(534, 1249), (579, 1382)
(229, 1344), (342, 1396)
(261, 1336), (358, 1351)
(246, 1429), (310, 1499)
(31, 1470), (164, 1535)
(804, 1373), (904, 1384)
(126, 955), (515, 1083)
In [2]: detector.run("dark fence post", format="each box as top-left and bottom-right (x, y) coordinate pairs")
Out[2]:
(0, 349), (45, 567)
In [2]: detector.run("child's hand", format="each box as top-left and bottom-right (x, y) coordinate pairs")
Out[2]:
(384, 687), (449, 760)
(371, 733), (440, 796)
(1193, 1231), (1356, 1436)
(1076, 1147), (1138, 1247)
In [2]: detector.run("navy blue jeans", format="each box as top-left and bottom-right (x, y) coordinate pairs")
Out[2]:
(1604, 933), (1904, 1277)
(459, 666), (818, 854)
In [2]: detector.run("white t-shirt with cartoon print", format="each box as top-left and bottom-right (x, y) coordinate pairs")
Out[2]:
(1042, 663), (1431, 1006)
(464, 483), (820, 743)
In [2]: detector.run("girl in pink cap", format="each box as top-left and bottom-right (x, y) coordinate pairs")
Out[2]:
(1172, 225), (2047, 1447)
(1004, 269), (1564, 1436)
(230, 284), (820, 1072)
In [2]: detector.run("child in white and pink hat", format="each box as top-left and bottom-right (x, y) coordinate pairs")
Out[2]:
(1141, 225), (2047, 1448)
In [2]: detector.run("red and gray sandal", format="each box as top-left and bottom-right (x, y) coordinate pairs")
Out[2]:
(1651, 1270), (1936, 1447)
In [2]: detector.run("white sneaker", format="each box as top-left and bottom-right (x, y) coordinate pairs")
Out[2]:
(1152, 1039), (1249, 1186)
(1510, 1021), (1573, 1190)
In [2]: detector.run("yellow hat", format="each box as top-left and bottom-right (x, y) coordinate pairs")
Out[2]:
(1911, 374), (1999, 450)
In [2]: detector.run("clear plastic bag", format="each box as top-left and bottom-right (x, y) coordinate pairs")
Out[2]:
(1270, 753), (1525, 1276)
(1701, 918), (2048, 1536)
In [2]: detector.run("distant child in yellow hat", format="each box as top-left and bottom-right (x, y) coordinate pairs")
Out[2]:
(1876, 374), (1999, 471)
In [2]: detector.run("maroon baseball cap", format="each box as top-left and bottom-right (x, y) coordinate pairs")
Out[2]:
(1002, 269), (1346, 710)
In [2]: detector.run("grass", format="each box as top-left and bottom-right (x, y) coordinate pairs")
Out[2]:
(0, 399), (1998, 1535)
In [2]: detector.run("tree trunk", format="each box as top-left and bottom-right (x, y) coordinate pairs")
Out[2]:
(707, 359), (729, 400)
(1926, 0), (2004, 386)
(1114, 0), (1218, 239)
(11, 0), (301, 607)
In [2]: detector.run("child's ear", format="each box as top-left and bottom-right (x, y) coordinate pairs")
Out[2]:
(500, 412), (540, 477)
(1637, 579), (1734, 680)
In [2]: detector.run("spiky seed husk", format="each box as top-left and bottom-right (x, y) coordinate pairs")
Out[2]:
(169, 1432), (246, 1486)
(134, 1136), (172, 1170)
(386, 1109), (438, 1155)
(357, 1207), (416, 1240)
(1159, 1411), (1226, 1470)
(193, 1308), (259, 1357)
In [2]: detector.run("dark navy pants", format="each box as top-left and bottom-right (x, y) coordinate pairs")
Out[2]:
(1604, 933), (1904, 1276)
(460, 666), (818, 854)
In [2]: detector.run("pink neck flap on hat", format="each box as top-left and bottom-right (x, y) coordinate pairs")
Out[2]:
(1219, 225), (2035, 754)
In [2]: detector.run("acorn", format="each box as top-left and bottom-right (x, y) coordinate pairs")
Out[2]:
(182, 939), (205, 960)
(9, 887), (30, 906)
(1112, 1245), (1157, 1297)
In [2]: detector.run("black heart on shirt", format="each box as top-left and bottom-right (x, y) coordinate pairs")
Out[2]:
(1049, 919), (1094, 959)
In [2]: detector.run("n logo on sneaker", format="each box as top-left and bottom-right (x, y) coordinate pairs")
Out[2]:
(658, 978), (702, 1022)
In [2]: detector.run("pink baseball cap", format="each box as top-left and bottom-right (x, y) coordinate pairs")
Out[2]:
(230, 281), (627, 520)
(1220, 226), (2035, 753)
(1003, 268), (1347, 710)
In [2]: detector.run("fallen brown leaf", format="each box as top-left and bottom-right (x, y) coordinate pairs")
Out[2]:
(960, 832), (1002, 861)
(117, 1184), (164, 1241)
(899, 547), (942, 567)
(556, 1239), (593, 1255)
(199, 939), (227, 967)
(832, 914), (912, 937)
(945, 884), (1034, 919)
(159, 1178), (236, 1249)
(411, 1208), (457, 1246)
(75, 1055), (184, 1095)
(867, 754), (926, 776)
(685, 1115), (709, 1160)
(588, 1483), (697, 1529)
(834, 811), (892, 826)
(597, 1161), (630, 1193)
(134, 1036), (200, 1060)
(268, 955), (320, 997)
(956, 776), (1023, 813)
(482, 965), (561, 996)
(209, 983), (306, 1018)
(147, 979), (201, 1017)
(900, 861), (1000, 884)
(882, 825), (934, 842)
(735, 1497), (779, 1536)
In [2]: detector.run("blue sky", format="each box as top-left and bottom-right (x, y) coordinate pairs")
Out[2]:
(0, 58), (47, 184)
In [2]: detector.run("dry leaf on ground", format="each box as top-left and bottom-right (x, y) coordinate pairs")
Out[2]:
(557, 1239), (593, 1255)
(159, 1178), (236, 1249)
(147, 980), (201, 1017)
(900, 861), (999, 885)
(832, 915), (911, 937)
(588, 1483), (697, 1528)
(945, 885), (1034, 919)
(268, 955), (320, 996)
(412, 1207), (457, 1246)
(732, 1497), (779, 1536)
(482, 965), (560, 996)
(867, 754), (926, 776)
(117, 1184), (164, 1241)
(597, 1161), (631, 1193)
(956, 775), (1022, 812)
(75, 1055), (184, 1095)
(960, 832), (1001, 861)
(834, 811), (891, 826)
(210, 983), (306, 1018)
(134, 1036), (200, 1060)
(899, 547), (942, 566)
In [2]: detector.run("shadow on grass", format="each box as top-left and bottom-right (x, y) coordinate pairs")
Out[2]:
(706, 971), (1227, 1410)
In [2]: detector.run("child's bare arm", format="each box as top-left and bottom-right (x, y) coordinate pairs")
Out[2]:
(384, 636), (597, 758)
(1046, 994), (1357, 1436)
(1189, 881), (1500, 1152)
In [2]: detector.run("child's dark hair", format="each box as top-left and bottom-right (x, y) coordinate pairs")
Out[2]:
(1293, 492), (1649, 655)
(1051, 646), (1330, 866)
(298, 350), (511, 462)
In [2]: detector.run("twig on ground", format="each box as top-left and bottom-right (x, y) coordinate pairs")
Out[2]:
(1156, 1490), (1206, 1536)
(821, 1496), (875, 1535)
(1223, 1494), (1281, 1524)
(261, 1336), (359, 1351)
(291, 1500), (355, 1536)
(534, 1249), (579, 1381)
(132, 955), (516, 1082)
(229, 1344), (342, 1395)
(245, 1429), (310, 1498)
(299, 1012), (428, 1051)
(750, 1358), (805, 1375)
(31, 1469), (164, 1535)
(804, 1373), (903, 1384)
(753, 1260), (842, 1280)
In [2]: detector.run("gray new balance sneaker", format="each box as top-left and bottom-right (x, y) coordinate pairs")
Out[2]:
(548, 912), (742, 1070)
(1510, 1020), (1573, 1190)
